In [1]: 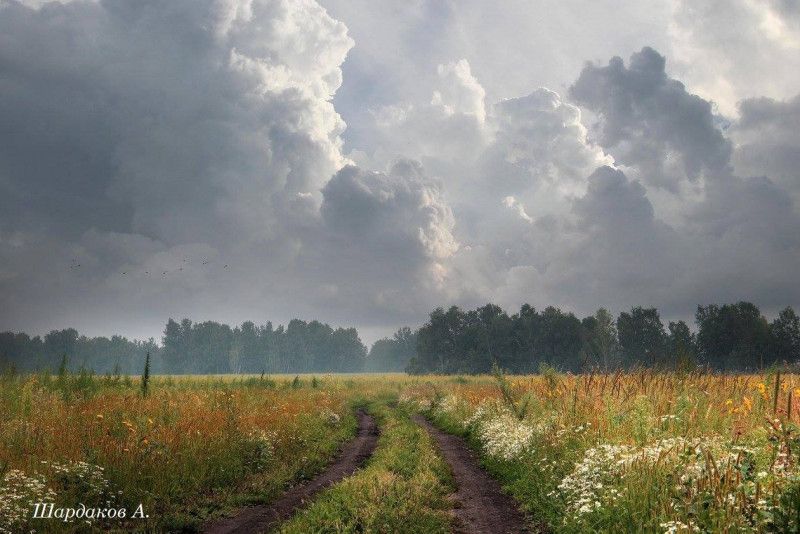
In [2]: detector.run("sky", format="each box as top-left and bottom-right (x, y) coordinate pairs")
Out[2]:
(1, 0), (799, 345)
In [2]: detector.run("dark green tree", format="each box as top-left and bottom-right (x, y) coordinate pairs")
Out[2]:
(141, 351), (151, 397)
(696, 302), (773, 369)
(581, 308), (619, 369)
(617, 307), (666, 367)
(771, 307), (800, 364)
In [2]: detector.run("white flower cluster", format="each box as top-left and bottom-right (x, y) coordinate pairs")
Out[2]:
(320, 408), (341, 425)
(431, 394), (469, 426)
(474, 413), (537, 461)
(556, 438), (728, 522)
(45, 460), (111, 497)
(660, 520), (699, 533)
(0, 468), (56, 533)
(244, 428), (276, 470)
(398, 391), (432, 411)
(434, 394), (461, 415)
(556, 443), (632, 520)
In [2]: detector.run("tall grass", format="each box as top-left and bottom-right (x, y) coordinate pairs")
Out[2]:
(0, 370), (407, 531)
(403, 368), (800, 533)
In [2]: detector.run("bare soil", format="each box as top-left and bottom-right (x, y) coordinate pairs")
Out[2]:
(413, 415), (530, 534)
(203, 409), (379, 534)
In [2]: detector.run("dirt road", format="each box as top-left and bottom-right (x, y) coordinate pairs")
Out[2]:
(203, 409), (379, 534)
(414, 415), (529, 534)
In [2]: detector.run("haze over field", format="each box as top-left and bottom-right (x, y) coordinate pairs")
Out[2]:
(1, 0), (799, 343)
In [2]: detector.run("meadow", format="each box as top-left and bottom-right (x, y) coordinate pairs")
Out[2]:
(1, 368), (800, 533)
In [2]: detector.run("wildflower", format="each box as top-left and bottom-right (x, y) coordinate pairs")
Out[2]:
(0, 469), (57, 533)
(660, 520), (699, 533)
(474, 413), (538, 460)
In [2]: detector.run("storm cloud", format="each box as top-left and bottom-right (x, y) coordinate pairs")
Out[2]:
(1, 0), (799, 342)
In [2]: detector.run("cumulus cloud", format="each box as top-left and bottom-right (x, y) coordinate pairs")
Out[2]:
(436, 47), (800, 322)
(1, 0), (798, 342)
(484, 88), (612, 202)
(303, 160), (458, 323)
(0, 0), (358, 337)
(360, 57), (491, 173)
(570, 47), (731, 191)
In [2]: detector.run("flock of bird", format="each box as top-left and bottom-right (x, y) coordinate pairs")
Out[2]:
(68, 258), (229, 277)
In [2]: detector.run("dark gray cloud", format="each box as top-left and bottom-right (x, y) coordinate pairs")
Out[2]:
(0, 0), (358, 337)
(570, 47), (731, 190)
(301, 160), (457, 324)
(732, 94), (800, 202)
(1, 0), (799, 343)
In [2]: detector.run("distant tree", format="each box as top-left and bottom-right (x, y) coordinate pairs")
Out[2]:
(141, 352), (151, 396)
(581, 308), (619, 369)
(696, 302), (773, 370)
(617, 307), (666, 367)
(537, 307), (584, 371)
(45, 328), (79, 368)
(771, 307), (800, 364)
(236, 321), (260, 372)
(368, 327), (417, 371)
(510, 304), (540, 372)
(161, 319), (182, 373)
(667, 320), (697, 369)
(410, 306), (465, 373)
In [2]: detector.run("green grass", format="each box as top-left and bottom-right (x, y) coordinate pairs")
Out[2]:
(165, 410), (359, 532)
(279, 402), (454, 534)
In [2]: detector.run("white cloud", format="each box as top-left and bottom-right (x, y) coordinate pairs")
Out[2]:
(668, 0), (800, 116)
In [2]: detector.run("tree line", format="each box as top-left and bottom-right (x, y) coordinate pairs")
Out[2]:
(2, 301), (798, 375)
(401, 302), (800, 373)
(160, 318), (365, 374)
(0, 318), (367, 374)
(0, 329), (158, 375)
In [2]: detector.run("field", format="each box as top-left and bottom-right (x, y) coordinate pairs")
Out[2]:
(2, 369), (800, 533)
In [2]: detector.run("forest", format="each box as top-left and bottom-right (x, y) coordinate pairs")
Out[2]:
(407, 302), (800, 373)
(1, 301), (798, 374)
(0, 319), (366, 374)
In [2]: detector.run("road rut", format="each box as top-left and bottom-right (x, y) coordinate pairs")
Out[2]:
(414, 415), (529, 534)
(204, 409), (378, 534)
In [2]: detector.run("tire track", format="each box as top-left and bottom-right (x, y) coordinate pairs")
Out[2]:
(413, 415), (529, 534)
(204, 409), (379, 534)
